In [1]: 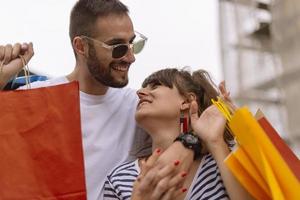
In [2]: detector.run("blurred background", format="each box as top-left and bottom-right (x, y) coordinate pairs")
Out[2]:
(0, 0), (299, 156)
(219, 0), (300, 156)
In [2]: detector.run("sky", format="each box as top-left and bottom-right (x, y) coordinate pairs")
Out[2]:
(0, 0), (221, 89)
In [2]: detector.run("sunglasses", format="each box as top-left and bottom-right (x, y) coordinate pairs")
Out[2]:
(81, 31), (147, 59)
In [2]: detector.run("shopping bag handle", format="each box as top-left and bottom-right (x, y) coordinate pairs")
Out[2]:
(17, 55), (31, 89)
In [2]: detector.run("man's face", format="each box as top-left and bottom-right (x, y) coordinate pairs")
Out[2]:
(86, 14), (136, 88)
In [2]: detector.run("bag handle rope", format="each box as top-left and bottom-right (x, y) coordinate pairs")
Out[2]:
(211, 96), (236, 137)
(0, 60), (4, 78)
(18, 55), (31, 89)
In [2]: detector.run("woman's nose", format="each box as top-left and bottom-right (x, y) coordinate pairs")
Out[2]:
(136, 88), (147, 98)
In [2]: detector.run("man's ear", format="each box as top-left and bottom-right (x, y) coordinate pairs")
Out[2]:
(73, 36), (87, 56)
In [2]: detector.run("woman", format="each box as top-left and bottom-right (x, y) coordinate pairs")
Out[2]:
(103, 68), (251, 200)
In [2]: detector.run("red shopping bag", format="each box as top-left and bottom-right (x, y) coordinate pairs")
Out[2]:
(256, 109), (300, 181)
(0, 82), (86, 200)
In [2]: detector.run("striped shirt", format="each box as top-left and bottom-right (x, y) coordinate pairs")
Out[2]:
(103, 154), (229, 200)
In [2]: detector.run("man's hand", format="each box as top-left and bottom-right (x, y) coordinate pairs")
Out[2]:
(0, 42), (34, 89)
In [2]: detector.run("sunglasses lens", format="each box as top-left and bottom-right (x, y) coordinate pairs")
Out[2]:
(133, 40), (145, 54)
(112, 45), (128, 59)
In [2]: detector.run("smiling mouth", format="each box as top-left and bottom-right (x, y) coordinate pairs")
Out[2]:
(112, 65), (129, 72)
(139, 102), (149, 106)
(138, 99), (152, 108)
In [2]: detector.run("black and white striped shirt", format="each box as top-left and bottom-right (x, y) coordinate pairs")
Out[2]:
(103, 154), (229, 200)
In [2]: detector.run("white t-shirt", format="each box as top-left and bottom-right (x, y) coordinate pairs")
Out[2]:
(19, 77), (148, 200)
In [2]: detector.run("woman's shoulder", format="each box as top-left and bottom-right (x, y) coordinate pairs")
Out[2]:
(104, 160), (139, 199)
(107, 159), (139, 181)
(188, 154), (229, 199)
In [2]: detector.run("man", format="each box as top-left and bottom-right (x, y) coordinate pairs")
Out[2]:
(0, 0), (194, 199)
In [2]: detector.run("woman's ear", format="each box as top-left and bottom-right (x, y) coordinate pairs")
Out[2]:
(180, 93), (197, 111)
(180, 101), (190, 111)
(73, 36), (87, 56)
(187, 93), (197, 102)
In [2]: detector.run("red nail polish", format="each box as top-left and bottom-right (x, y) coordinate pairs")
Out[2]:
(156, 148), (161, 154)
(174, 160), (180, 166)
(181, 172), (187, 178)
(181, 188), (187, 193)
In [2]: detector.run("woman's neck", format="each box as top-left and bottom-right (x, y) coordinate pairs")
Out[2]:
(143, 120), (181, 152)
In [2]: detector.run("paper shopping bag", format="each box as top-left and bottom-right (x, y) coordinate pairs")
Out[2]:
(255, 109), (300, 181)
(228, 107), (300, 200)
(0, 82), (86, 200)
(212, 98), (300, 199)
(225, 147), (271, 200)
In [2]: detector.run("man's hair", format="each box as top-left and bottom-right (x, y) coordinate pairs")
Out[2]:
(69, 0), (129, 41)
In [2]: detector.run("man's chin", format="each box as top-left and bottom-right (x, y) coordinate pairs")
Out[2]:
(94, 74), (129, 88)
(107, 79), (129, 88)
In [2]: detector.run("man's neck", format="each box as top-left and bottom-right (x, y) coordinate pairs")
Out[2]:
(66, 67), (109, 95)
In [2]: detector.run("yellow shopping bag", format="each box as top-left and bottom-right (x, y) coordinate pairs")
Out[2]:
(229, 107), (300, 199)
(213, 98), (300, 200)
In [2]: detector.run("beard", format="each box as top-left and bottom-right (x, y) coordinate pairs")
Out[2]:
(86, 44), (129, 88)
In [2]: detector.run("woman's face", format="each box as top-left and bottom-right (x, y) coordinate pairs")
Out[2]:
(135, 83), (185, 126)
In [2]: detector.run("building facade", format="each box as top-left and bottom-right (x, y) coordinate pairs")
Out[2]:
(219, 0), (300, 155)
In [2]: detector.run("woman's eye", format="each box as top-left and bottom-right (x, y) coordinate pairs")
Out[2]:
(150, 83), (161, 89)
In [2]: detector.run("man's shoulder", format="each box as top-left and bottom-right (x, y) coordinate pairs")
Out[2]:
(113, 86), (136, 95)
(18, 77), (69, 89)
(110, 86), (137, 101)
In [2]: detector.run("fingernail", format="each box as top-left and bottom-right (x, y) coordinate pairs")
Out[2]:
(21, 44), (28, 49)
(181, 171), (187, 178)
(156, 148), (161, 154)
(174, 160), (180, 166)
(181, 188), (187, 193)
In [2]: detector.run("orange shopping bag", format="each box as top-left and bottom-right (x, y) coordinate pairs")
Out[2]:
(0, 82), (86, 200)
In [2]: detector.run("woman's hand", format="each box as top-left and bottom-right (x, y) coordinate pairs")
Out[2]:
(190, 101), (227, 149)
(218, 81), (237, 111)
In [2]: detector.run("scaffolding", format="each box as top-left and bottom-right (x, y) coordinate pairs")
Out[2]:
(219, 0), (300, 155)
